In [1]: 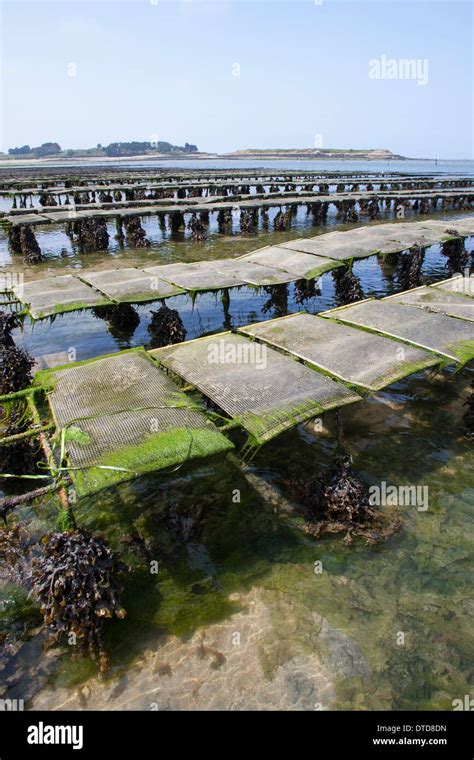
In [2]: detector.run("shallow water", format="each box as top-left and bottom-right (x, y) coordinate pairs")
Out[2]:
(1, 163), (473, 711)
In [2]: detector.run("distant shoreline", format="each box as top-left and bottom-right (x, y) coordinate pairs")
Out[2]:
(0, 153), (470, 169)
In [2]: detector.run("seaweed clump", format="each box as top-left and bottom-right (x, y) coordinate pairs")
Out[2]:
(240, 209), (257, 235)
(0, 402), (40, 479)
(332, 265), (364, 306)
(282, 454), (401, 545)
(442, 230), (469, 276)
(397, 245), (425, 290)
(188, 213), (206, 241)
(8, 225), (43, 264)
(65, 218), (109, 252)
(0, 311), (35, 394)
(31, 529), (127, 672)
(123, 216), (150, 248)
(148, 305), (186, 348)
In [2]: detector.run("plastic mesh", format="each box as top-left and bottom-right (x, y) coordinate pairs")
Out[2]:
(324, 300), (474, 361)
(80, 268), (184, 302)
(432, 275), (474, 298)
(238, 313), (440, 391)
(151, 333), (360, 443)
(45, 350), (232, 491)
(385, 286), (474, 322)
(239, 246), (340, 279)
(145, 262), (245, 290)
(12, 275), (112, 319)
(215, 259), (294, 285)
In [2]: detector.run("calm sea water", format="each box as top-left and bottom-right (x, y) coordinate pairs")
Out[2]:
(1, 160), (473, 711)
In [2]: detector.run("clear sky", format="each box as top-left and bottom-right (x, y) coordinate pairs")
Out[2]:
(1, 0), (472, 158)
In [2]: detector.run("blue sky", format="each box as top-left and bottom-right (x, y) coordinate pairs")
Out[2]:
(1, 0), (472, 158)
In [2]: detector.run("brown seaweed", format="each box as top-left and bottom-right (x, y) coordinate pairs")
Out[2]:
(282, 453), (401, 545)
(31, 529), (127, 672)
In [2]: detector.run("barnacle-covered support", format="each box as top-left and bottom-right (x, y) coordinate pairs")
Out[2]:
(441, 230), (468, 275)
(342, 199), (358, 222)
(123, 215), (150, 247)
(217, 208), (233, 233)
(309, 200), (324, 225)
(39, 193), (58, 207)
(240, 208), (257, 235)
(260, 207), (269, 230)
(320, 201), (329, 224)
(188, 213), (206, 241)
(68, 218), (110, 252)
(147, 304), (186, 348)
(397, 244), (425, 290)
(0, 399), (41, 484)
(0, 312), (35, 395)
(114, 215), (124, 246)
(332, 264), (364, 306)
(418, 197), (430, 214)
(20, 225), (43, 263)
(169, 210), (185, 233)
(273, 207), (292, 231)
(8, 225), (43, 263)
(368, 199), (381, 220)
(157, 212), (167, 232)
(7, 226), (22, 255)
